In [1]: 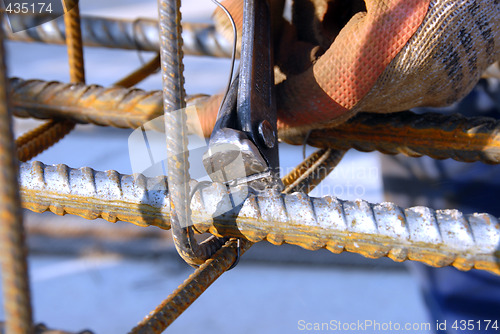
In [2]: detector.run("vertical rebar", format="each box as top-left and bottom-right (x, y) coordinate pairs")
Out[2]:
(0, 13), (33, 334)
(63, 0), (85, 83)
(159, 0), (224, 267)
(13, 0), (85, 163)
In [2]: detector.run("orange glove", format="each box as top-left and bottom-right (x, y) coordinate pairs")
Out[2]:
(211, 0), (500, 140)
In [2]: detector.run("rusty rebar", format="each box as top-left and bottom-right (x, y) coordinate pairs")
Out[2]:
(284, 111), (500, 164)
(4, 14), (232, 57)
(128, 238), (252, 334)
(15, 119), (75, 162)
(63, 0), (85, 84)
(282, 148), (346, 194)
(14, 54), (158, 161)
(0, 15), (33, 334)
(159, 0), (225, 267)
(10, 78), (208, 129)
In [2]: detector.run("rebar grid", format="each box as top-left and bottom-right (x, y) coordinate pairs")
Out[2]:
(0, 14), (33, 334)
(2, 2), (500, 333)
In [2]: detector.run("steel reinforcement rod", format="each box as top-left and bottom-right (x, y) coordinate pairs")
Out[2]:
(13, 0), (85, 163)
(18, 161), (500, 275)
(9, 77), (208, 129)
(4, 14), (232, 57)
(10, 78), (500, 164)
(0, 15), (33, 334)
(129, 146), (344, 333)
(282, 111), (500, 164)
(159, 0), (224, 267)
(15, 54), (161, 162)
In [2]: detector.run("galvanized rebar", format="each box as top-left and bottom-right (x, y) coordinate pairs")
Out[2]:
(4, 14), (232, 57)
(0, 15), (33, 334)
(159, 0), (224, 267)
(285, 111), (500, 164)
(18, 161), (500, 275)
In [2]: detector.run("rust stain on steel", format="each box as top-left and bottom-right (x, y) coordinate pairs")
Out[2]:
(10, 78), (208, 129)
(19, 162), (500, 276)
(283, 111), (500, 164)
(16, 119), (75, 162)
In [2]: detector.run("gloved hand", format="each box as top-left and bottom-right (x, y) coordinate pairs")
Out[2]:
(205, 0), (500, 141)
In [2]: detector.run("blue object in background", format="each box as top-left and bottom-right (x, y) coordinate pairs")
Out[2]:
(382, 79), (500, 333)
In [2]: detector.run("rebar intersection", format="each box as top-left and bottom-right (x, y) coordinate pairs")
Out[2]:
(1, 2), (500, 334)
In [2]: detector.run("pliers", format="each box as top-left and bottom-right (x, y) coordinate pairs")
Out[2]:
(203, 0), (281, 191)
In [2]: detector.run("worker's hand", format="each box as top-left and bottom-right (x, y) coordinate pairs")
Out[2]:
(212, 0), (500, 140)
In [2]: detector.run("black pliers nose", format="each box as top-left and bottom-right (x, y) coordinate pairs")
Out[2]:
(203, 0), (281, 190)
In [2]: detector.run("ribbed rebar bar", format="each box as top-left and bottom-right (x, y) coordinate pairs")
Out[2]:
(282, 148), (346, 194)
(159, 0), (225, 267)
(18, 161), (500, 275)
(14, 54), (158, 161)
(4, 14), (232, 57)
(128, 238), (252, 334)
(10, 78), (207, 129)
(15, 119), (75, 162)
(0, 15), (33, 334)
(63, 0), (85, 84)
(12, 81), (500, 164)
(285, 111), (500, 164)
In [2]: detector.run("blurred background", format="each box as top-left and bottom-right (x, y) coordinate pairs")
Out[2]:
(0, 0), (431, 333)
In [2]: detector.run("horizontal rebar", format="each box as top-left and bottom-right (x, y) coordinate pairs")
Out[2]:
(12, 78), (500, 164)
(284, 111), (500, 164)
(19, 161), (500, 275)
(10, 77), (206, 128)
(4, 14), (232, 57)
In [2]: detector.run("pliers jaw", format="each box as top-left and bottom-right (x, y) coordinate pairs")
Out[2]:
(203, 0), (282, 191)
